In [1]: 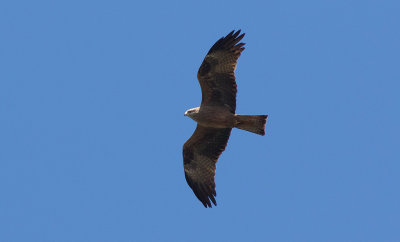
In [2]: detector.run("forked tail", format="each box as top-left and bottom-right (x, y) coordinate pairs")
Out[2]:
(234, 114), (268, 135)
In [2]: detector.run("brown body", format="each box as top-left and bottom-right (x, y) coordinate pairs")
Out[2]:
(186, 106), (267, 135)
(183, 30), (268, 207)
(187, 106), (235, 128)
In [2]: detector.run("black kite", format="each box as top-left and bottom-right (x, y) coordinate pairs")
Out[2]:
(183, 30), (268, 207)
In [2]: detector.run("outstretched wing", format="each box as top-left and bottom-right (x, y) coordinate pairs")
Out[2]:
(197, 30), (245, 113)
(183, 125), (232, 207)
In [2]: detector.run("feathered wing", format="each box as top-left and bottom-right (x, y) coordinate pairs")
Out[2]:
(197, 30), (245, 113)
(182, 30), (244, 207)
(183, 125), (232, 207)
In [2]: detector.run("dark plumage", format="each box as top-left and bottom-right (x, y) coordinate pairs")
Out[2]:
(183, 30), (267, 207)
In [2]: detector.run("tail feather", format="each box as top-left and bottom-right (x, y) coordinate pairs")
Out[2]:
(234, 115), (268, 135)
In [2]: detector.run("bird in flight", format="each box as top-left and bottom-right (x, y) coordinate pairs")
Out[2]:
(183, 30), (268, 207)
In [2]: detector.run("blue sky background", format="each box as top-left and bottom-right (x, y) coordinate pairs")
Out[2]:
(1, 0), (399, 241)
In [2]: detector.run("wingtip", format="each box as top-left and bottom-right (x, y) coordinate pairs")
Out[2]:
(207, 29), (246, 55)
(202, 199), (217, 208)
(230, 29), (245, 38)
(187, 180), (218, 208)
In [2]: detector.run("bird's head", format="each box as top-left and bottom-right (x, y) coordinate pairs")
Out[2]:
(184, 107), (200, 119)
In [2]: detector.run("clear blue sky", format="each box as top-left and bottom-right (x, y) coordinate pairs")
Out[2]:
(1, 0), (399, 241)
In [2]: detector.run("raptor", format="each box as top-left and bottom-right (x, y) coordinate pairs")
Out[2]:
(183, 30), (268, 207)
